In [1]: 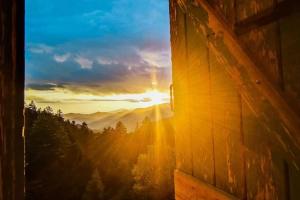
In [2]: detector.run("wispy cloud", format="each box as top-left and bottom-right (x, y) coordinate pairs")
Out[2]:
(26, 96), (153, 104)
(74, 56), (93, 69)
(97, 57), (118, 65)
(28, 44), (53, 54)
(138, 49), (170, 68)
(26, 83), (65, 91)
(25, 87), (169, 105)
(53, 53), (71, 63)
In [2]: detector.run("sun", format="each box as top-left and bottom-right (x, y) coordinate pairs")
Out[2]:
(143, 90), (167, 105)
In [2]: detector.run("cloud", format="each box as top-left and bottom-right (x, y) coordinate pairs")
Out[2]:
(97, 57), (118, 65)
(25, 37), (172, 95)
(28, 44), (53, 54)
(25, 90), (163, 104)
(138, 49), (170, 68)
(26, 83), (65, 91)
(74, 56), (93, 69)
(73, 97), (152, 103)
(25, 96), (62, 104)
(53, 53), (71, 63)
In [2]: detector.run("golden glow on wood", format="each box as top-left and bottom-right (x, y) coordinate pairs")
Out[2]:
(175, 170), (238, 200)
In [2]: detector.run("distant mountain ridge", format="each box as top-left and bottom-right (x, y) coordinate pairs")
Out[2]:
(64, 103), (172, 132)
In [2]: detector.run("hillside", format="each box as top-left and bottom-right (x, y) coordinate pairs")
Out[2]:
(25, 103), (175, 200)
(64, 103), (172, 132)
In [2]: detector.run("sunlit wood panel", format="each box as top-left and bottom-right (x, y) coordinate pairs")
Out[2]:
(175, 170), (238, 200)
(171, 0), (300, 199)
(209, 49), (245, 198)
(170, 1), (193, 175)
(185, 9), (215, 184)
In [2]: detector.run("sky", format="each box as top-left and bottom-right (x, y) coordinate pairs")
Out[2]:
(25, 0), (171, 114)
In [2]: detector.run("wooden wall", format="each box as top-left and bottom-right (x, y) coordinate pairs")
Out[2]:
(170, 0), (300, 199)
(0, 0), (25, 199)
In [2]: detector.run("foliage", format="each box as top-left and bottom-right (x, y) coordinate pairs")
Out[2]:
(132, 138), (175, 199)
(102, 126), (115, 134)
(115, 121), (127, 134)
(82, 169), (105, 200)
(25, 103), (93, 200)
(25, 102), (175, 200)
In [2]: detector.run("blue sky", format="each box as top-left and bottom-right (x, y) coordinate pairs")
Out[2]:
(25, 0), (171, 113)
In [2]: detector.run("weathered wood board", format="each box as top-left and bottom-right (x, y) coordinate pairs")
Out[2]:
(239, 22), (282, 88)
(0, 0), (25, 199)
(280, 11), (300, 112)
(170, 0), (300, 199)
(236, 0), (275, 21)
(185, 7), (215, 185)
(170, 0), (193, 175)
(175, 170), (238, 200)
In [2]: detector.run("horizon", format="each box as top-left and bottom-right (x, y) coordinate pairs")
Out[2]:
(27, 102), (170, 115)
(25, 0), (171, 113)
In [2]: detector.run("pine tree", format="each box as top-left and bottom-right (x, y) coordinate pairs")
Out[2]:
(57, 109), (63, 117)
(102, 126), (115, 134)
(28, 100), (37, 111)
(82, 169), (104, 200)
(82, 122), (88, 129)
(115, 121), (127, 134)
(44, 106), (53, 114)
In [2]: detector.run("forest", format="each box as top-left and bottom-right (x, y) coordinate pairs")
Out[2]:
(25, 101), (175, 200)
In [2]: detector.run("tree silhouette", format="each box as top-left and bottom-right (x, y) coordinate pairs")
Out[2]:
(44, 106), (53, 114)
(28, 100), (37, 111)
(82, 122), (88, 129)
(25, 106), (93, 200)
(132, 145), (175, 200)
(102, 126), (115, 134)
(115, 121), (127, 134)
(82, 169), (104, 200)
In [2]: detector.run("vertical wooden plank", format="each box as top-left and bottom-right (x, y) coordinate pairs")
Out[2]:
(242, 100), (274, 200)
(209, 41), (245, 198)
(170, 0), (193, 175)
(272, 154), (288, 200)
(186, 2), (246, 197)
(0, 0), (24, 199)
(242, 99), (289, 200)
(13, 1), (25, 199)
(185, 6), (215, 184)
(289, 161), (300, 200)
(0, 75), (3, 200)
(280, 12), (300, 112)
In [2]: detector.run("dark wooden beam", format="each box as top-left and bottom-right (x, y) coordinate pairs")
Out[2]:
(235, 0), (300, 35)
(0, 0), (25, 199)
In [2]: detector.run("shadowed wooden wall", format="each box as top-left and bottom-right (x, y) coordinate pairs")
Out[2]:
(0, 0), (25, 199)
(170, 0), (300, 199)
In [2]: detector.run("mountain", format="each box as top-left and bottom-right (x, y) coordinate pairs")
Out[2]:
(64, 103), (172, 132)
